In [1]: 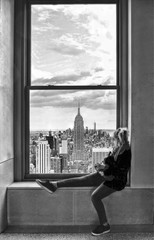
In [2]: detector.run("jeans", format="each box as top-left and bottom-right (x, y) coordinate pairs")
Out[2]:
(57, 172), (116, 225)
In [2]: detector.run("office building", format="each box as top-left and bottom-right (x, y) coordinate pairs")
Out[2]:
(72, 105), (85, 161)
(36, 140), (51, 173)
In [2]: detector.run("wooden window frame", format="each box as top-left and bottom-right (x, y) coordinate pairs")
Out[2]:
(14, 0), (129, 183)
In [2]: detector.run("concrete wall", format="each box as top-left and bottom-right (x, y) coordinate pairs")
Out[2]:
(130, 0), (154, 188)
(1, 0), (154, 232)
(7, 0), (154, 227)
(0, 0), (14, 233)
(7, 183), (154, 226)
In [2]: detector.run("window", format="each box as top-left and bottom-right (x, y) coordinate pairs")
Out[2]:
(14, 0), (129, 181)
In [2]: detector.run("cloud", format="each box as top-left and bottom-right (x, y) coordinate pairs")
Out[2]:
(92, 15), (108, 28)
(30, 89), (116, 111)
(32, 71), (92, 85)
(101, 49), (110, 55)
(47, 33), (87, 56)
(49, 43), (85, 56)
(31, 4), (116, 88)
(106, 31), (113, 39)
(31, 89), (78, 97)
(94, 75), (115, 86)
(94, 67), (104, 72)
(103, 77), (112, 85)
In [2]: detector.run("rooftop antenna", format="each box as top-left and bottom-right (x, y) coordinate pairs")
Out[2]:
(78, 99), (81, 114)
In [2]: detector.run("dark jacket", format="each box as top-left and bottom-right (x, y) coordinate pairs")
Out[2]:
(103, 155), (116, 176)
(104, 148), (131, 191)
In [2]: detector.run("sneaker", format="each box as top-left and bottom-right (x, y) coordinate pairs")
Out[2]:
(36, 179), (57, 194)
(91, 224), (110, 236)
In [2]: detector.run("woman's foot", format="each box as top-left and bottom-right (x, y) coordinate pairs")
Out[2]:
(91, 224), (110, 236)
(36, 179), (57, 194)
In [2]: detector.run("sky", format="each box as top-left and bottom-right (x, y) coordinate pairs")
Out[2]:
(30, 4), (117, 131)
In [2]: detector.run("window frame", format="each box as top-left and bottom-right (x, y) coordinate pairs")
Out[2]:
(14, 0), (129, 182)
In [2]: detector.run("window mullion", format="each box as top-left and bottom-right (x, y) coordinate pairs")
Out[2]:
(25, 1), (120, 178)
(26, 85), (118, 90)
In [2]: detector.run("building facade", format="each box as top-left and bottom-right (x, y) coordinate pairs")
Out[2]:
(72, 106), (85, 162)
(36, 140), (51, 173)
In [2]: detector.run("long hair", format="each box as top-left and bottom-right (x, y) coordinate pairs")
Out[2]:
(113, 127), (130, 160)
(118, 128), (129, 144)
(113, 128), (121, 140)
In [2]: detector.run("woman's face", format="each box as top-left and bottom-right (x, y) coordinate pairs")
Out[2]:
(113, 137), (120, 147)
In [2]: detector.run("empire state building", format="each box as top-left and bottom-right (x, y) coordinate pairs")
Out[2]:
(72, 105), (85, 161)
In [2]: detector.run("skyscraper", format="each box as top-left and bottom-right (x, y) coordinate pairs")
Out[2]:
(50, 156), (62, 173)
(46, 131), (57, 150)
(59, 139), (68, 154)
(36, 140), (51, 173)
(94, 122), (96, 132)
(72, 105), (85, 161)
(59, 139), (68, 171)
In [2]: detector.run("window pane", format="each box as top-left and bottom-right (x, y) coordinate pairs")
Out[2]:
(31, 4), (116, 86)
(29, 89), (117, 174)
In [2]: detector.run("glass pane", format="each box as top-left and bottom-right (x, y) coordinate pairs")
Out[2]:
(29, 89), (117, 174)
(31, 4), (116, 86)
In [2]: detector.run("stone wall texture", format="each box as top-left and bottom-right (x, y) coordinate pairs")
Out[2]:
(0, 0), (14, 233)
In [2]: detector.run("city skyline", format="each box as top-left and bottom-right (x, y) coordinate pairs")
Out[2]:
(30, 97), (116, 174)
(30, 89), (116, 130)
(30, 114), (114, 174)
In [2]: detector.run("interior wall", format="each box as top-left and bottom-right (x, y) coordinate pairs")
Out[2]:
(0, 0), (14, 233)
(130, 0), (154, 188)
(0, 0), (153, 232)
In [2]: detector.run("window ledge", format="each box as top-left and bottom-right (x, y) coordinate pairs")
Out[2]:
(7, 183), (153, 226)
(9, 182), (153, 191)
(7, 182), (96, 190)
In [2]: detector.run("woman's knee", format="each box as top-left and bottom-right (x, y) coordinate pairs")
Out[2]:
(91, 191), (101, 203)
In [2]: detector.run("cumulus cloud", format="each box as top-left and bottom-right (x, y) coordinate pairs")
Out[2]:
(32, 71), (92, 85)
(30, 89), (116, 111)
(47, 32), (88, 56)
(31, 4), (116, 88)
(94, 67), (104, 72)
(31, 89), (78, 98)
(49, 44), (85, 56)
(103, 77), (112, 85)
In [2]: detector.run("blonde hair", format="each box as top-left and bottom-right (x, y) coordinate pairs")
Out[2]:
(118, 128), (129, 144)
(114, 127), (129, 144)
(113, 128), (121, 140)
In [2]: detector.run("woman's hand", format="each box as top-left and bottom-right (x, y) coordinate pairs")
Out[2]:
(95, 163), (107, 172)
(94, 163), (102, 171)
(104, 175), (115, 181)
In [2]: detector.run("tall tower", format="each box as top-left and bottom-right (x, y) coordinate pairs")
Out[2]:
(36, 140), (51, 173)
(94, 122), (96, 132)
(72, 104), (85, 161)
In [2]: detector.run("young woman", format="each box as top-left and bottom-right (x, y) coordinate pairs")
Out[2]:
(36, 128), (131, 236)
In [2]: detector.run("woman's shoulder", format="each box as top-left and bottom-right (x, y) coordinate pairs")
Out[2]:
(119, 143), (131, 155)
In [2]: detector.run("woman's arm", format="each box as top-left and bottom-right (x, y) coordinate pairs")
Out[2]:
(111, 149), (131, 178)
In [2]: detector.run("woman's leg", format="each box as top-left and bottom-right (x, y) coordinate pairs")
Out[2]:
(57, 172), (105, 188)
(91, 184), (115, 225)
(36, 172), (105, 193)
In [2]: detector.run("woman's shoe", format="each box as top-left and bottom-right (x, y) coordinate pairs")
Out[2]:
(91, 224), (110, 236)
(36, 179), (57, 194)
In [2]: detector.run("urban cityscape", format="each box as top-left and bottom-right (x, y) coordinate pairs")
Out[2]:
(29, 105), (115, 174)
(29, 4), (117, 174)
